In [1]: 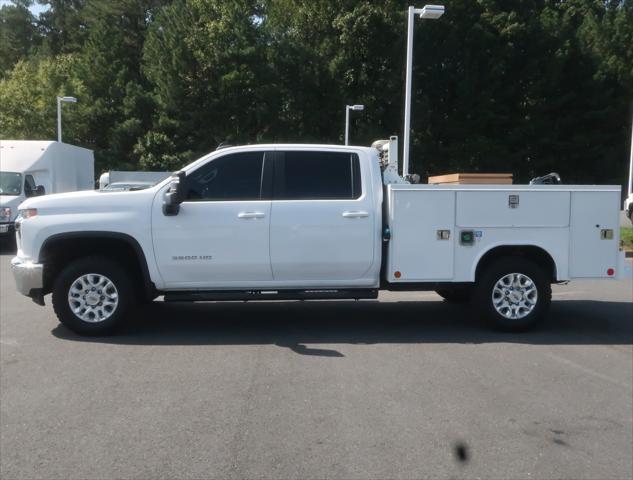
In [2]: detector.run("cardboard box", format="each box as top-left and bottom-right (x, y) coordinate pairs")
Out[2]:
(428, 173), (513, 185)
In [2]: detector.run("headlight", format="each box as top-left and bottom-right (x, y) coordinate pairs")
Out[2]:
(17, 208), (38, 219)
(0, 207), (10, 222)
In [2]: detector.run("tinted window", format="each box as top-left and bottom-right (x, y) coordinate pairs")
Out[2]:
(276, 151), (361, 200)
(185, 152), (264, 201)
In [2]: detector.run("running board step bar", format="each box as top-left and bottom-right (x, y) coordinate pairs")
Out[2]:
(164, 289), (379, 302)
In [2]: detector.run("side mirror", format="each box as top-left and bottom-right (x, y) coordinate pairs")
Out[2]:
(35, 185), (45, 196)
(162, 171), (186, 216)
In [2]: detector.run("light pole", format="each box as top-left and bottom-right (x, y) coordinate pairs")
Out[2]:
(345, 104), (364, 145)
(402, 4), (444, 178)
(56, 96), (77, 143)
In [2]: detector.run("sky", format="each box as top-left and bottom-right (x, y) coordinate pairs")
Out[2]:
(0, 0), (50, 16)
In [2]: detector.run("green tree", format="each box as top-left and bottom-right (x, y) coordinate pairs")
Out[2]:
(36, 0), (87, 55)
(71, 0), (167, 171)
(140, 0), (274, 169)
(0, 55), (88, 141)
(1, 0), (632, 187)
(0, 0), (40, 77)
(402, 0), (632, 184)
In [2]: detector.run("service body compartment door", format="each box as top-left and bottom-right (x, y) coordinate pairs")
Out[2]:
(569, 191), (620, 278)
(387, 189), (455, 281)
(456, 191), (570, 227)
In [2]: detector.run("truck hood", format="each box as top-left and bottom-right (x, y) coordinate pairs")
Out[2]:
(0, 195), (23, 207)
(18, 188), (158, 213)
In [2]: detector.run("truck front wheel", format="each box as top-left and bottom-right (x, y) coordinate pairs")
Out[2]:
(52, 256), (134, 335)
(475, 257), (551, 331)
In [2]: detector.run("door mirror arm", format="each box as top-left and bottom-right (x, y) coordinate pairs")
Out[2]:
(163, 171), (186, 216)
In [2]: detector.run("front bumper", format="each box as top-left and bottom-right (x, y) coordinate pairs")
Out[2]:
(10, 256), (44, 297)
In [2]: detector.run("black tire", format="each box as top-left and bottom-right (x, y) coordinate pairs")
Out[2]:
(52, 256), (134, 335)
(474, 257), (551, 331)
(0, 234), (16, 254)
(435, 288), (471, 304)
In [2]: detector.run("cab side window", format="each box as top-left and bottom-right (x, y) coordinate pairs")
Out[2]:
(275, 151), (361, 200)
(184, 152), (265, 201)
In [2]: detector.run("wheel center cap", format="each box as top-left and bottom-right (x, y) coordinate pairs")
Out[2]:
(85, 293), (100, 306)
(509, 291), (523, 303)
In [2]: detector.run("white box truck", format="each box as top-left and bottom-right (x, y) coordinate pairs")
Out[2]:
(0, 141), (94, 237)
(10, 139), (626, 335)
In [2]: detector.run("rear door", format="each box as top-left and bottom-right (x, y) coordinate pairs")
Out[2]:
(269, 150), (375, 283)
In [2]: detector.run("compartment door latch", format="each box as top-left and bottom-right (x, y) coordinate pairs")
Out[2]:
(600, 229), (614, 240)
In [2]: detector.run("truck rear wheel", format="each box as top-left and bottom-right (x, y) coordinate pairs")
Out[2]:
(435, 288), (471, 304)
(475, 257), (551, 331)
(52, 256), (134, 335)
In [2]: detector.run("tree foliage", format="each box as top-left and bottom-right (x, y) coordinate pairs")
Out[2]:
(0, 0), (40, 77)
(0, 0), (631, 185)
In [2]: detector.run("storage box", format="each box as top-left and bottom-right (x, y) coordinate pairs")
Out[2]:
(428, 173), (513, 185)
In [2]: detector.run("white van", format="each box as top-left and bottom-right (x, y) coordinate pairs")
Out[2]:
(0, 141), (94, 236)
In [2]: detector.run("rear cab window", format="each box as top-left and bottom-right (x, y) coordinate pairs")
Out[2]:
(274, 151), (362, 200)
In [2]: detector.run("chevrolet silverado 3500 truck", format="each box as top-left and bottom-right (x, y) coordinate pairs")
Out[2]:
(11, 139), (625, 335)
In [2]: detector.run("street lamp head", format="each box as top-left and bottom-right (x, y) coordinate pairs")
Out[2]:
(60, 96), (78, 103)
(344, 104), (365, 145)
(419, 5), (444, 19)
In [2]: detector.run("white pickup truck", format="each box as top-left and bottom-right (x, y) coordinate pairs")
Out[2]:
(11, 139), (624, 335)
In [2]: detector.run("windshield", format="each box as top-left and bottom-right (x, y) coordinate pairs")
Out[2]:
(0, 172), (22, 196)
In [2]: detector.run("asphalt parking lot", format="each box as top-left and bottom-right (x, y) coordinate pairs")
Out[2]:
(1, 245), (632, 480)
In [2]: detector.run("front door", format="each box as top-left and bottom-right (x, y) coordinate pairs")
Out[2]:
(269, 150), (376, 284)
(152, 150), (273, 289)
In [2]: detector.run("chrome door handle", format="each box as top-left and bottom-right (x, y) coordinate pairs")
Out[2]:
(238, 211), (265, 219)
(342, 211), (369, 218)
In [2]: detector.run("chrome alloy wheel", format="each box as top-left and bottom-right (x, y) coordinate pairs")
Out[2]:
(491, 272), (538, 320)
(67, 273), (119, 323)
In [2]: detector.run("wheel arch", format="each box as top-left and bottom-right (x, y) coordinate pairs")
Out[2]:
(39, 231), (155, 301)
(474, 244), (558, 283)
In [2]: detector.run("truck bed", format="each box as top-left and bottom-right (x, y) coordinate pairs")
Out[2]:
(385, 184), (622, 283)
